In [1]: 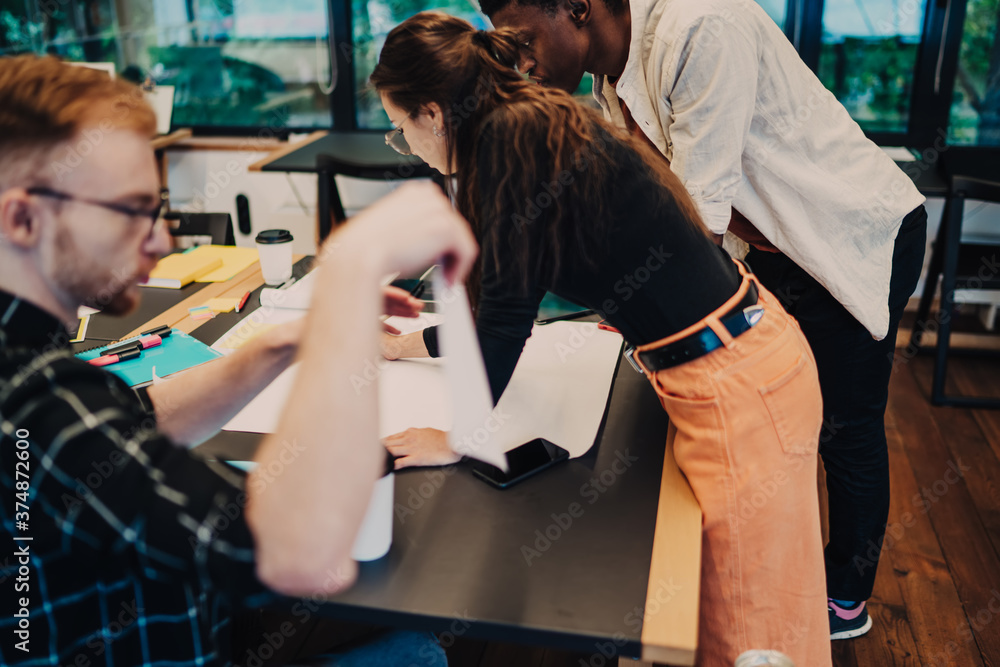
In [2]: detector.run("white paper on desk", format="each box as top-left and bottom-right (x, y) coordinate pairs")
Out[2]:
(221, 305), (623, 462)
(489, 322), (623, 455)
(881, 146), (917, 162)
(224, 364), (298, 433)
(259, 271), (403, 311)
(211, 307), (306, 353)
(145, 85), (175, 135)
(375, 315), (624, 458)
(433, 273), (508, 471)
(259, 271), (317, 310)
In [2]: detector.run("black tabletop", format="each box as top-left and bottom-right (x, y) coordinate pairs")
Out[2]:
(197, 357), (669, 657)
(260, 132), (433, 180)
(187, 257), (314, 345)
(896, 157), (948, 197)
(942, 146), (1000, 183)
(261, 133), (997, 197)
(71, 282), (210, 352)
(897, 145), (1000, 197)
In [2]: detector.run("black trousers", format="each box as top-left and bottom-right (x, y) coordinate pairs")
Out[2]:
(746, 205), (927, 600)
(230, 608), (388, 666)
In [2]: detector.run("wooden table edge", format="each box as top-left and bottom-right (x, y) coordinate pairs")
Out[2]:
(151, 128), (193, 151)
(248, 131), (330, 172)
(639, 421), (701, 666)
(124, 253), (305, 338)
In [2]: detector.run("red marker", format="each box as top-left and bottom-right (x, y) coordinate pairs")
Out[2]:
(597, 319), (621, 334)
(236, 291), (252, 313)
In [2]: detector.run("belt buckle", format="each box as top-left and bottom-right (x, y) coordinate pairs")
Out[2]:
(623, 344), (645, 374)
(742, 304), (765, 327)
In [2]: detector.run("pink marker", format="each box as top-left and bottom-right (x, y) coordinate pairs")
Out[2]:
(135, 334), (163, 350)
(88, 334), (163, 367)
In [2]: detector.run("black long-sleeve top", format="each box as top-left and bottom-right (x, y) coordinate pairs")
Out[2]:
(424, 117), (742, 404)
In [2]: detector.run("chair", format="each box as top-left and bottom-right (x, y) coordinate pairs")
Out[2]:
(314, 152), (437, 241)
(166, 212), (236, 247)
(911, 175), (1000, 408)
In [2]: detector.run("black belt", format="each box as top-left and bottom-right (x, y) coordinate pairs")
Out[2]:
(630, 282), (762, 373)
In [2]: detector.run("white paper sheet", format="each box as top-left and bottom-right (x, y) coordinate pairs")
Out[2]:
(432, 272), (507, 470)
(486, 321), (623, 457)
(881, 146), (917, 162)
(258, 271), (402, 311)
(211, 307), (306, 353)
(259, 271), (317, 310)
(145, 85), (175, 135)
(222, 314), (624, 461)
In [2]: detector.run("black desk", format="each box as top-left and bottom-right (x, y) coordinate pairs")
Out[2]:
(195, 354), (701, 663)
(897, 146), (1000, 197)
(76, 282), (210, 348)
(250, 132), (434, 242)
(111, 256), (698, 661)
(251, 137), (994, 243)
(163, 251), (702, 662)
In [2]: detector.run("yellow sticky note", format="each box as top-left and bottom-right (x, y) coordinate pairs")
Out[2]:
(190, 246), (261, 282)
(206, 297), (240, 313)
(147, 253), (223, 288)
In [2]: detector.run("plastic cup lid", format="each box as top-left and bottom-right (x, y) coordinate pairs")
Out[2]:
(255, 229), (293, 244)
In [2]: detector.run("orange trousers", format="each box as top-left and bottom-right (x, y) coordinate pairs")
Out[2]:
(636, 262), (832, 667)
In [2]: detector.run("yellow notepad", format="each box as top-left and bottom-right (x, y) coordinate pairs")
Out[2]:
(206, 297), (240, 313)
(192, 246), (260, 282)
(145, 253), (224, 288)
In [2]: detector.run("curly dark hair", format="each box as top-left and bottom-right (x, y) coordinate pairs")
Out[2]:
(371, 11), (702, 299)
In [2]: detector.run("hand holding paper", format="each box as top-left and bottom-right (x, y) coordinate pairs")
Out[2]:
(382, 285), (424, 318)
(433, 271), (509, 471)
(384, 427), (460, 468)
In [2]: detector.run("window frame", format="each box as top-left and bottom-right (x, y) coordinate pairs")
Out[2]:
(3, 0), (985, 146)
(789, 0), (970, 148)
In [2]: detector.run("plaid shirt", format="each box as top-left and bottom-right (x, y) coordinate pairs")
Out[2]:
(0, 291), (275, 666)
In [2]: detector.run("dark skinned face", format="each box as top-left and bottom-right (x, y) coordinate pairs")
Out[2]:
(491, 2), (590, 93)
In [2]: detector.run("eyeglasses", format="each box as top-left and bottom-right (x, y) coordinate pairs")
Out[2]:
(27, 186), (170, 237)
(384, 116), (413, 156)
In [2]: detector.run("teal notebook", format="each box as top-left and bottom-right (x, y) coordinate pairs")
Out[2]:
(75, 329), (223, 387)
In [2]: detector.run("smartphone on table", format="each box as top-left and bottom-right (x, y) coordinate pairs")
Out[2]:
(470, 438), (570, 489)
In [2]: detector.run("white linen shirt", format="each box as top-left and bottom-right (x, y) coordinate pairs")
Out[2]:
(593, 0), (925, 339)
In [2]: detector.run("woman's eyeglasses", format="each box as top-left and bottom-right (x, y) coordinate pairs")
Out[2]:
(384, 116), (414, 156)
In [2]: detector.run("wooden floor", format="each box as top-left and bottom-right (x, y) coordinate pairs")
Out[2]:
(445, 349), (1000, 667)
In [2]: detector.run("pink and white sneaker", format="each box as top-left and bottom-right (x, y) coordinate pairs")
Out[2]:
(828, 598), (873, 640)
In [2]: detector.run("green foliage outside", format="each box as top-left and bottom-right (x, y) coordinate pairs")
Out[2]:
(350, 0), (594, 129)
(0, 0), (326, 129)
(352, 0), (491, 128)
(949, 0), (1000, 144)
(2, 0), (997, 141)
(818, 36), (920, 134)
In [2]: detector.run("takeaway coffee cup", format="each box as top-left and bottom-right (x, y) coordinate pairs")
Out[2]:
(351, 451), (395, 561)
(255, 229), (294, 286)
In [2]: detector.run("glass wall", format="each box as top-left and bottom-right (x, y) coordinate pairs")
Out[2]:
(756, 0), (788, 30)
(948, 0), (1000, 144)
(816, 0), (927, 134)
(3, 0), (997, 144)
(350, 0), (606, 130)
(351, 0), (488, 129)
(0, 0), (333, 130)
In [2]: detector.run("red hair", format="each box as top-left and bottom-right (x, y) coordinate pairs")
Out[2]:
(0, 55), (157, 189)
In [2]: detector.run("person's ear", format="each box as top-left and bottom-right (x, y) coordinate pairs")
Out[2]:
(567, 0), (591, 26)
(424, 102), (446, 137)
(0, 188), (42, 249)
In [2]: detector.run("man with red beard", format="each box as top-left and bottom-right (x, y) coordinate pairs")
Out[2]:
(0, 55), (475, 666)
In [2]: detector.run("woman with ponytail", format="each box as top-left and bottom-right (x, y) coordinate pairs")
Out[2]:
(372, 12), (832, 666)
